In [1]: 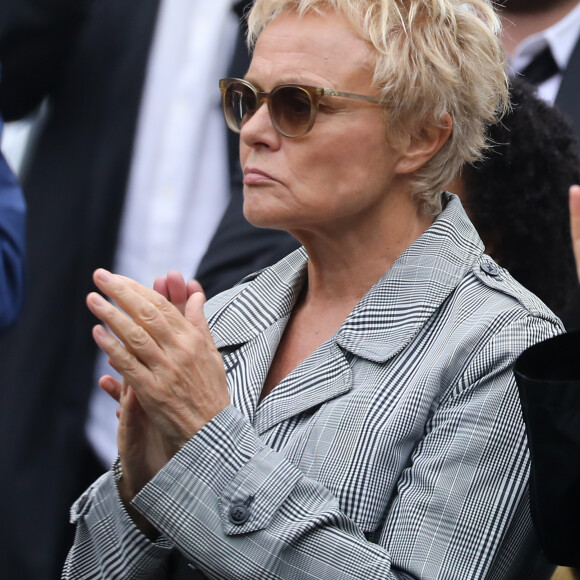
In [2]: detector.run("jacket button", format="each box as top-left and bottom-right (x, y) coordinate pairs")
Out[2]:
(480, 262), (500, 277)
(229, 503), (250, 525)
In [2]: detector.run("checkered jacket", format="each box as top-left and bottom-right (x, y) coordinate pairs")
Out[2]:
(63, 194), (562, 579)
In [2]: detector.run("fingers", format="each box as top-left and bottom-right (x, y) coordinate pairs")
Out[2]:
(87, 270), (220, 428)
(119, 383), (145, 420)
(88, 293), (159, 354)
(92, 270), (209, 352)
(570, 185), (580, 282)
(94, 269), (173, 317)
(153, 272), (204, 316)
(88, 270), (227, 448)
(99, 374), (123, 402)
(185, 291), (209, 334)
(91, 322), (155, 384)
(87, 272), (214, 397)
(92, 270), (183, 348)
(153, 276), (169, 300)
(163, 271), (189, 315)
(165, 271), (188, 306)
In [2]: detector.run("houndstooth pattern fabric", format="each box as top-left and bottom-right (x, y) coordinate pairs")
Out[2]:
(63, 194), (563, 579)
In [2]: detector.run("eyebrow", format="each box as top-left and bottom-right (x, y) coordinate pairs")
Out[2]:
(244, 74), (329, 89)
(242, 77), (382, 102)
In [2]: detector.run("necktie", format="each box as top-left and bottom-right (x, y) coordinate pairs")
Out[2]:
(519, 46), (560, 85)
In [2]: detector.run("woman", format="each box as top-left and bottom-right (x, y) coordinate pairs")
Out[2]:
(64, 0), (562, 578)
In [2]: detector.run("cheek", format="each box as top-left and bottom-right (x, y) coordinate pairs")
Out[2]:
(301, 134), (395, 200)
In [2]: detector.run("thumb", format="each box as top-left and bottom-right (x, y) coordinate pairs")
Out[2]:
(185, 291), (210, 334)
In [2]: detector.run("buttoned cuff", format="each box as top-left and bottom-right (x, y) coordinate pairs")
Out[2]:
(133, 405), (303, 537)
(70, 467), (173, 557)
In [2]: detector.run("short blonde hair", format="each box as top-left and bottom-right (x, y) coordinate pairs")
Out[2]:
(246, 0), (509, 215)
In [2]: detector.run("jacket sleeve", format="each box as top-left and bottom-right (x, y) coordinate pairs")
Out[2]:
(63, 315), (559, 579)
(0, 114), (25, 330)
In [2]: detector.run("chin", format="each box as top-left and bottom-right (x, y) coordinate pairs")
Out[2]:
(244, 211), (289, 232)
(243, 193), (291, 231)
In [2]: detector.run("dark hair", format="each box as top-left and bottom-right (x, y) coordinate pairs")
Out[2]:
(461, 76), (580, 315)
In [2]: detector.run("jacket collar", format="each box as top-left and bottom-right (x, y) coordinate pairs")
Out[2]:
(207, 193), (483, 363)
(208, 250), (307, 348)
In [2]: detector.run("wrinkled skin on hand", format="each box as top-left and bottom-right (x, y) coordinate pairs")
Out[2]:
(87, 269), (230, 506)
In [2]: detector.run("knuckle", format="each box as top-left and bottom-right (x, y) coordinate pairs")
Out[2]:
(107, 342), (141, 377)
(152, 294), (170, 311)
(138, 302), (159, 324)
(125, 357), (142, 377)
(126, 325), (150, 348)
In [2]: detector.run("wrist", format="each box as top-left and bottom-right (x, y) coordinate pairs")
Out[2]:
(113, 458), (159, 540)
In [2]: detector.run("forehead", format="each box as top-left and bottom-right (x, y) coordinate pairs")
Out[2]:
(248, 10), (377, 89)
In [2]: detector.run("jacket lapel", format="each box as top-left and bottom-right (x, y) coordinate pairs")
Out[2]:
(207, 250), (308, 424)
(208, 247), (354, 432)
(337, 194), (483, 363)
(208, 248), (308, 349)
(253, 340), (353, 435)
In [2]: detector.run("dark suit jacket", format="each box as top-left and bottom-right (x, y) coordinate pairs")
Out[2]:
(0, 1), (250, 578)
(515, 331), (580, 568)
(556, 32), (580, 150)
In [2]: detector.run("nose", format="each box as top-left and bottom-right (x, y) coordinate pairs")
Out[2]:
(240, 101), (281, 149)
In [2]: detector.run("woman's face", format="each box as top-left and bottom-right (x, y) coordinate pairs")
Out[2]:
(239, 10), (408, 239)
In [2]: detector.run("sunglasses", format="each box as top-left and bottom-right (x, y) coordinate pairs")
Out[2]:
(219, 78), (382, 138)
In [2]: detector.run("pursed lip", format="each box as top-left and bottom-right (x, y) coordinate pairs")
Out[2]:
(243, 167), (279, 185)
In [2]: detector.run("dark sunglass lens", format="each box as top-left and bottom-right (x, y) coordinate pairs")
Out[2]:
(226, 82), (257, 132)
(271, 86), (313, 137)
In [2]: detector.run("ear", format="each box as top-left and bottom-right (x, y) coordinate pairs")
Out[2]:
(395, 113), (452, 175)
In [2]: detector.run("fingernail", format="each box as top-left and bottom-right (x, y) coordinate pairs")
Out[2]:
(95, 269), (111, 283)
(90, 293), (106, 307)
(93, 324), (107, 337)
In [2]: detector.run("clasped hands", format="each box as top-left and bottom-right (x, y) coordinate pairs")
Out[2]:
(86, 269), (230, 507)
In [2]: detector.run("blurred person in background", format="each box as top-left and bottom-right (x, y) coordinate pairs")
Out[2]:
(497, 0), (580, 331)
(498, 0), (580, 143)
(0, 0), (251, 578)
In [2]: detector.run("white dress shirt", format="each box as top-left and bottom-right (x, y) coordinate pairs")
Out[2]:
(509, 1), (580, 104)
(87, 0), (237, 466)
